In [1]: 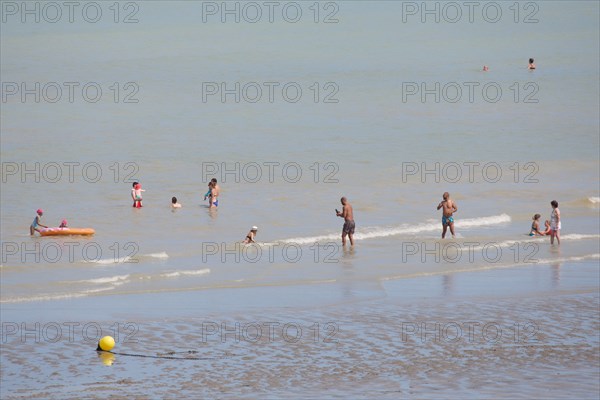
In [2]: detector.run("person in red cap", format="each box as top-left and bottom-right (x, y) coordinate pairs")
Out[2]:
(59, 219), (68, 228)
(30, 209), (48, 235)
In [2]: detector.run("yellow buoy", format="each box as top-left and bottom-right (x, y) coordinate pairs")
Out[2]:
(98, 335), (115, 351)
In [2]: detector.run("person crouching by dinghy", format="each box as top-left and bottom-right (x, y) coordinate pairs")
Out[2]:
(30, 209), (48, 235)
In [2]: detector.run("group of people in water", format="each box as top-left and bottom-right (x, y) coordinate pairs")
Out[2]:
(29, 209), (68, 235)
(530, 200), (561, 244)
(31, 181), (560, 247)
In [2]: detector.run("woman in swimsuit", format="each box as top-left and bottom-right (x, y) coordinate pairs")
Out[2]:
(529, 214), (543, 236)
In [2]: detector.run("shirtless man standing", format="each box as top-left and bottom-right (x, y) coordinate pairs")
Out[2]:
(437, 192), (458, 239)
(336, 197), (355, 246)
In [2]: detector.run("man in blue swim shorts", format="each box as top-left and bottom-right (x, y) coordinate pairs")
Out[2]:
(437, 192), (458, 239)
(336, 197), (355, 246)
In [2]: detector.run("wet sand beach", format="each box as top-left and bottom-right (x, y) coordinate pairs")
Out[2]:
(2, 261), (598, 399)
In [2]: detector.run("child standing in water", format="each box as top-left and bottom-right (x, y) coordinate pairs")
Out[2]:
(30, 209), (48, 235)
(210, 178), (220, 208)
(132, 183), (145, 208)
(133, 183), (145, 208)
(550, 200), (561, 244)
(131, 182), (138, 207)
(204, 182), (213, 207)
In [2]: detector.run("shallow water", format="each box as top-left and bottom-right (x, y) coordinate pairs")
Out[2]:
(1, 1), (599, 398)
(1, 264), (598, 399)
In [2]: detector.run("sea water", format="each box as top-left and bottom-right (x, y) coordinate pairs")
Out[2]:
(1, 0), (598, 307)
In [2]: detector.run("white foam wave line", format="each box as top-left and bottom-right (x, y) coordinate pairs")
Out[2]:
(143, 252), (169, 259)
(561, 234), (600, 240)
(382, 253), (600, 282)
(588, 197), (600, 204)
(278, 214), (512, 245)
(71, 274), (131, 284)
(535, 254), (600, 264)
(159, 269), (211, 279)
(1, 277), (339, 303)
(84, 286), (117, 294)
(1, 293), (88, 303)
(0, 286), (116, 304)
(87, 256), (133, 265)
(464, 234), (599, 252)
(87, 252), (169, 264)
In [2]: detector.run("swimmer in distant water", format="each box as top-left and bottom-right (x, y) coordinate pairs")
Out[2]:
(529, 214), (543, 236)
(528, 58), (536, 70)
(59, 219), (68, 228)
(30, 209), (48, 235)
(437, 192), (457, 239)
(171, 197), (182, 208)
(243, 226), (258, 244)
(483, 65), (489, 72)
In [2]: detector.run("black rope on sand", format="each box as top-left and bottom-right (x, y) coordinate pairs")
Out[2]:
(96, 348), (232, 360)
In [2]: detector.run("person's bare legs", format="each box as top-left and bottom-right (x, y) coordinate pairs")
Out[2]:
(348, 233), (354, 246)
(442, 224), (448, 239)
(449, 222), (455, 238)
(341, 231), (347, 246)
(551, 229), (560, 245)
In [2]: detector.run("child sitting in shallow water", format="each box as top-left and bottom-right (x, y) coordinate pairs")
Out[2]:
(542, 220), (551, 235)
(243, 226), (258, 244)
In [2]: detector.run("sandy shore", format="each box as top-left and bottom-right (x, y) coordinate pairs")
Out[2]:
(1, 262), (599, 399)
